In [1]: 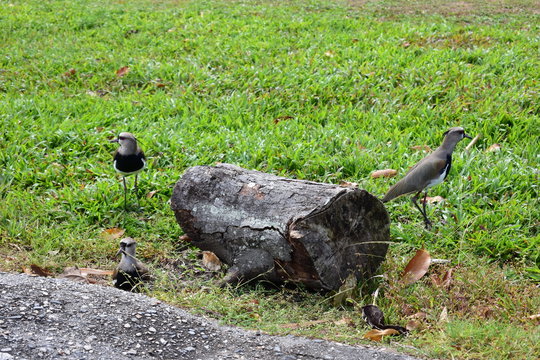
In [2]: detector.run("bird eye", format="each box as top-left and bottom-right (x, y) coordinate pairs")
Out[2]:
(119, 136), (125, 140)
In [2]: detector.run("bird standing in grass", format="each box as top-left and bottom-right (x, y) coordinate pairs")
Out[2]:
(382, 127), (472, 228)
(112, 237), (149, 291)
(110, 132), (146, 210)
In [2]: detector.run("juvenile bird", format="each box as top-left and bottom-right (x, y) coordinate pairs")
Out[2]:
(109, 132), (146, 210)
(382, 127), (472, 228)
(112, 237), (149, 291)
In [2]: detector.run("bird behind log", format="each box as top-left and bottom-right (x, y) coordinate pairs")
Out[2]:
(382, 127), (472, 228)
(112, 237), (149, 291)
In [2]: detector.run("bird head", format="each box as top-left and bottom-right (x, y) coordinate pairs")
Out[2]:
(443, 127), (473, 141)
(117, 237), (137, 257)
(110, 132), (138, 146)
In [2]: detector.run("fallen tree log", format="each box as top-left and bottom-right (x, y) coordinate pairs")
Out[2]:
(171, 163), (390, 291)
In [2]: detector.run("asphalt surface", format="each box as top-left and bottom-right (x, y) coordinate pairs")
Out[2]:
(0, 272), (418, 360)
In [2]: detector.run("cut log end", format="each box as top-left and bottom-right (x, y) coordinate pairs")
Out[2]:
(171, 164), (390, 291)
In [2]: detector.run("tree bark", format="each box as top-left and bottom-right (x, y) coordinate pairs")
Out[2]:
(171, 163), (390, 291)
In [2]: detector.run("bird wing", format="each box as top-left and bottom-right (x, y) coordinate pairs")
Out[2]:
(383, 155), (446, 202)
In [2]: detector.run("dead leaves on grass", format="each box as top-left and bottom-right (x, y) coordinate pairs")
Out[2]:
(402, 249), (431, 286)
(363, 328), (401, 342)
(371, 169), (398, 178)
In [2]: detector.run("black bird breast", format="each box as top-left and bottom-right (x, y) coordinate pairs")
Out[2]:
(114, 269), (142, 291)
(114, 153), (145, 174)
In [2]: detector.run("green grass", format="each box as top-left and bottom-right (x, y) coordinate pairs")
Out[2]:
(1, 0), (539, 359)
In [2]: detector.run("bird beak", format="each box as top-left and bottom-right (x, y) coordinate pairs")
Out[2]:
(116, 248), (125, 257)
(464, 133), (473, 139)
(109, 138), (119, 143)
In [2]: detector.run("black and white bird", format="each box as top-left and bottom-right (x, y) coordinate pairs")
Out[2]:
(112, 237), (149, 292)
(109, 132), (146, 209)
(382, 127), (472, 228)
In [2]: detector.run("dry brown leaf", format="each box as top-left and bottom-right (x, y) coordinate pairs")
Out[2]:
(116, 66), (130, 77)
(410, 311), (428, 320)
(527, 314), (540, 320)
(406, 320), (421, 331)
(420, 196), (445, 204)
(202, 251), (222, 271)
(410, 145), (432, 152)
(363, 328), (400, 342)
(371, 169), (397, 179)
(179, 234), (192, 242)
(402, 249), (431, 285)
(146, 190), (159, 199)
(441, 268), (453, 288)
(101, 227), (125, 240)
(22, 266), (34, 275)
(439, 306), (449, 323)
(63, 68), (76, 78)
(324, 50), (335, 57)
(334, 317), (355, 327)
(79, 268), (114, 276)
(486, 143), (501, 152)
(339, 181), (358, 188)
(273, 115), (294, 124)
(30, 264), (52, 277)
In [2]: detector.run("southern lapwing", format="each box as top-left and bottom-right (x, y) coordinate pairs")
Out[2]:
(112, 237), (149, 291)
(382, 127), (472, 228)
(109, 132), (146, 210)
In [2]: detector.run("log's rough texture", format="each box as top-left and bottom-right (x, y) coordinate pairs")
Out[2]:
(171, 163), (390, 291)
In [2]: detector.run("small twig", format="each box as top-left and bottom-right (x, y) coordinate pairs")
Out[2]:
(430, 259), (451, 264)
(465, 133), (481, 153)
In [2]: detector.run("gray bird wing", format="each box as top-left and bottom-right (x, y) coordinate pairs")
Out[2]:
(383, 156), (446, 202)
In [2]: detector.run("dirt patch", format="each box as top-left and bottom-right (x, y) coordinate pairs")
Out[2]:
(347, 0), (540, 16)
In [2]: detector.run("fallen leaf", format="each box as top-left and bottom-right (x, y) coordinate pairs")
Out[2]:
(410, 145), (432, 152)
(273, 115), (293, 124)
(324, 50), (335, 57)
(406, 320), (421, 331)
(402, 42), (411, 48)
(146, 190), (159, 199)
(179, 234), (191, 242)
(79, 268), (114, 276)
(202, 251), (222, 271)
(527, 314), (540, 320)
(439, 306), (449, 323)
(371, 169), (397, 179)
(30, 264), (52, 277)
(420, 196), (445, 204)
(334, 317), (355, 327)
(486, 143), (501, 152)
(441, 268), (453, 288)
(63, 68), (76, 78)
(402, 249), (431, 286)
(116, 66), (130, 77)
(101, 227), (125, 240)
(363, 328), (400, 342)
(339, 181), (358, 188)
(22, 266), (34, 275)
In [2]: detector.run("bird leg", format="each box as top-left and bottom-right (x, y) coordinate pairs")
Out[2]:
(134, 174), (140, 207)
(123, 176), (128, 210)
(412, 192), (432, 229)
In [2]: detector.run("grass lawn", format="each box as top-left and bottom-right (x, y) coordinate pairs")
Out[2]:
(1, 0), (539, 358)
